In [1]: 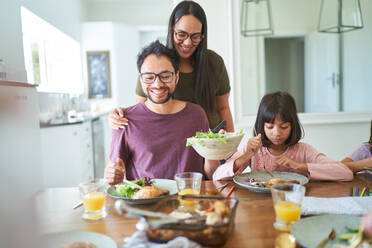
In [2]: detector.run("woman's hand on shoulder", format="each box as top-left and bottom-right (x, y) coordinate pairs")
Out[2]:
(109, 107), (128, 129)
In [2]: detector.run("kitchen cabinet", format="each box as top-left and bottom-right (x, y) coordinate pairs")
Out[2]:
(92, 116), (106, 178)
(40, 121), (94, 187)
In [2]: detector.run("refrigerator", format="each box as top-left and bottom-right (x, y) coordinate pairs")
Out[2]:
(0, 81), (43, 248)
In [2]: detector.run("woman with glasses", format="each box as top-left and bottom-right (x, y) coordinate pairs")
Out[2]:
(109, 1), (234, 132)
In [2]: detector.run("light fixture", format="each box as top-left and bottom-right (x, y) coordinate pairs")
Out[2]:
(241, 0), (274, 37)
(318, 0), (363, 33)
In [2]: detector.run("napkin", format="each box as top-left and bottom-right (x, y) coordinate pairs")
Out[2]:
(122, 230), (202, 248)
(301, 196), (372, 216)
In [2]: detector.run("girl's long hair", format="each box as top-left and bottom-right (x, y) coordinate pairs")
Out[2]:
(254, 91), (304, 147)
(166, 1), (215, 113)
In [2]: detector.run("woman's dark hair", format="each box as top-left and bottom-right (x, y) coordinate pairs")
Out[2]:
(166, 1), (215, 113)
(137, 40), (179, 73)
(254, 91), (304, 147)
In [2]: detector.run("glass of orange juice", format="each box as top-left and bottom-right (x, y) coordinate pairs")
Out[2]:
(78, 178), (107, 220)
(271, 184), (305, 231)
(175, 172), (202, 208)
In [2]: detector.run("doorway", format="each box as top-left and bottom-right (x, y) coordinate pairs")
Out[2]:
(264, 37), (305, 112)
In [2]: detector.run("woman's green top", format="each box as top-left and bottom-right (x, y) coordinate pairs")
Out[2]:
(136, 49), (231, 129)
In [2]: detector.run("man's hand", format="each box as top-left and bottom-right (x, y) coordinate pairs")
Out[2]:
(104, 158), (125, 185)
(109, 108), (128, 130)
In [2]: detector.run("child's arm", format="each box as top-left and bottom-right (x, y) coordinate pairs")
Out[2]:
(204, 160), (220, 179)
(275, 143), (353, 181)
(212, 135), (261, 180)
(341, 157), (372, 173)
(303, 143), (353, 181)
(276, 156), (308, 176)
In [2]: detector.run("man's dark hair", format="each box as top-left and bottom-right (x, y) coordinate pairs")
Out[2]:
(137, 40), (179, 72)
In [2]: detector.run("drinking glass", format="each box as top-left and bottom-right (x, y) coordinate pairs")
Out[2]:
(175, 172), (202, 208)
(78, 178), (107, 220)
(271, 184), (306, 231)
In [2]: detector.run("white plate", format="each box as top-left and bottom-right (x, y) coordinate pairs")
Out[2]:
(233, 171), (309, 193)
(40, 231), (117, 248)
(291, 214), (361, 248)
(107, 179), (178, 205)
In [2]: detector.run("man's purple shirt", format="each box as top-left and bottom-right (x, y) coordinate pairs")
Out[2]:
(109, 102), (209, 180)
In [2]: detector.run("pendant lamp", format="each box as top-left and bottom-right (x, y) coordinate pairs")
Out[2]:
(318, 0), (363, 33)
(241, 0), (274, 37)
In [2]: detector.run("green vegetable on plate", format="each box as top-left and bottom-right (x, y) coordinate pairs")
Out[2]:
(114, 177), (154, 198)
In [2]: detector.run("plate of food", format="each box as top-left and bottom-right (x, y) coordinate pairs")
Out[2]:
(233, 171), (309, 193)
(40, 231), (117, 248)
(291, 214), (364, 248)
(106, 177), (178, 205)
(186, 130), (244, 160)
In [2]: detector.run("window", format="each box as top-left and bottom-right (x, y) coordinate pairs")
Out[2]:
(21, 7), (83, 94)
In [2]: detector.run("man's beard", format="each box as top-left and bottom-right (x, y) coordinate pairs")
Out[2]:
(146, 87), (174, 104)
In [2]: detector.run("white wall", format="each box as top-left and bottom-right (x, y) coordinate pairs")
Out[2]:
(228, 0), (372, 159)
(113, 23), (140, 108)
(81, 22), (140, 110)
(0, 0), (84, 81)
(343, 0), (372, 112)
(84, 0), (172, 26)
(301, 121), (370, 160)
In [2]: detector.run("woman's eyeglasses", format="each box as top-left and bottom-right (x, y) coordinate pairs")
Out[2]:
(140, 71), (175, 84)
(174, 30), (203, 44)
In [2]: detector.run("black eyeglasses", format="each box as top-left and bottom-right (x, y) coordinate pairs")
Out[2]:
(174, 30), (203, 43)
(140, 71), (175, 84)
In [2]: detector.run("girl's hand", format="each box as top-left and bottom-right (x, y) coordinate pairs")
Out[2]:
(104, 158), (125, 185)
(233, 155), (250, 175)
(233, 135), (261, 174)
(109, 107), (128, 130)
(276, 156), (308, 174)
(247, 134), (262, 154)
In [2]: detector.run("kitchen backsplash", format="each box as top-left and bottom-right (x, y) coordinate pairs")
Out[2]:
(38, 92), (89, 116)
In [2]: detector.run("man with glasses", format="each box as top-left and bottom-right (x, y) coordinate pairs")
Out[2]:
(104, 41), (216, 184)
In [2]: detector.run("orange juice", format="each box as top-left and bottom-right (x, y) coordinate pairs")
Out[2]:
(178, 188), (199, 205)
(82, 191), (105, 211)
(274, 201), (301, 222)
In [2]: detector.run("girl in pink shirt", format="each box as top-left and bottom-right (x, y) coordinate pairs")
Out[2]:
(212, 91), (353, 181)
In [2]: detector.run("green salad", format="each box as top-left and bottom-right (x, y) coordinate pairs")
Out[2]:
(338, 226), (361, 241)
(186, 129), (243, 146)
(115, 177), (153, 198)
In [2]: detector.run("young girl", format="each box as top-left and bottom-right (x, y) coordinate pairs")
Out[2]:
(212, 91), (353, 181)
(341, 120), (372, 173)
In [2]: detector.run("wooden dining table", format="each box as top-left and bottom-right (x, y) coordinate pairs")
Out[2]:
(35, 174), (371, 247)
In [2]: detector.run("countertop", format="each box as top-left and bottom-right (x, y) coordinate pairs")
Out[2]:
(39, 111), (109, 128)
